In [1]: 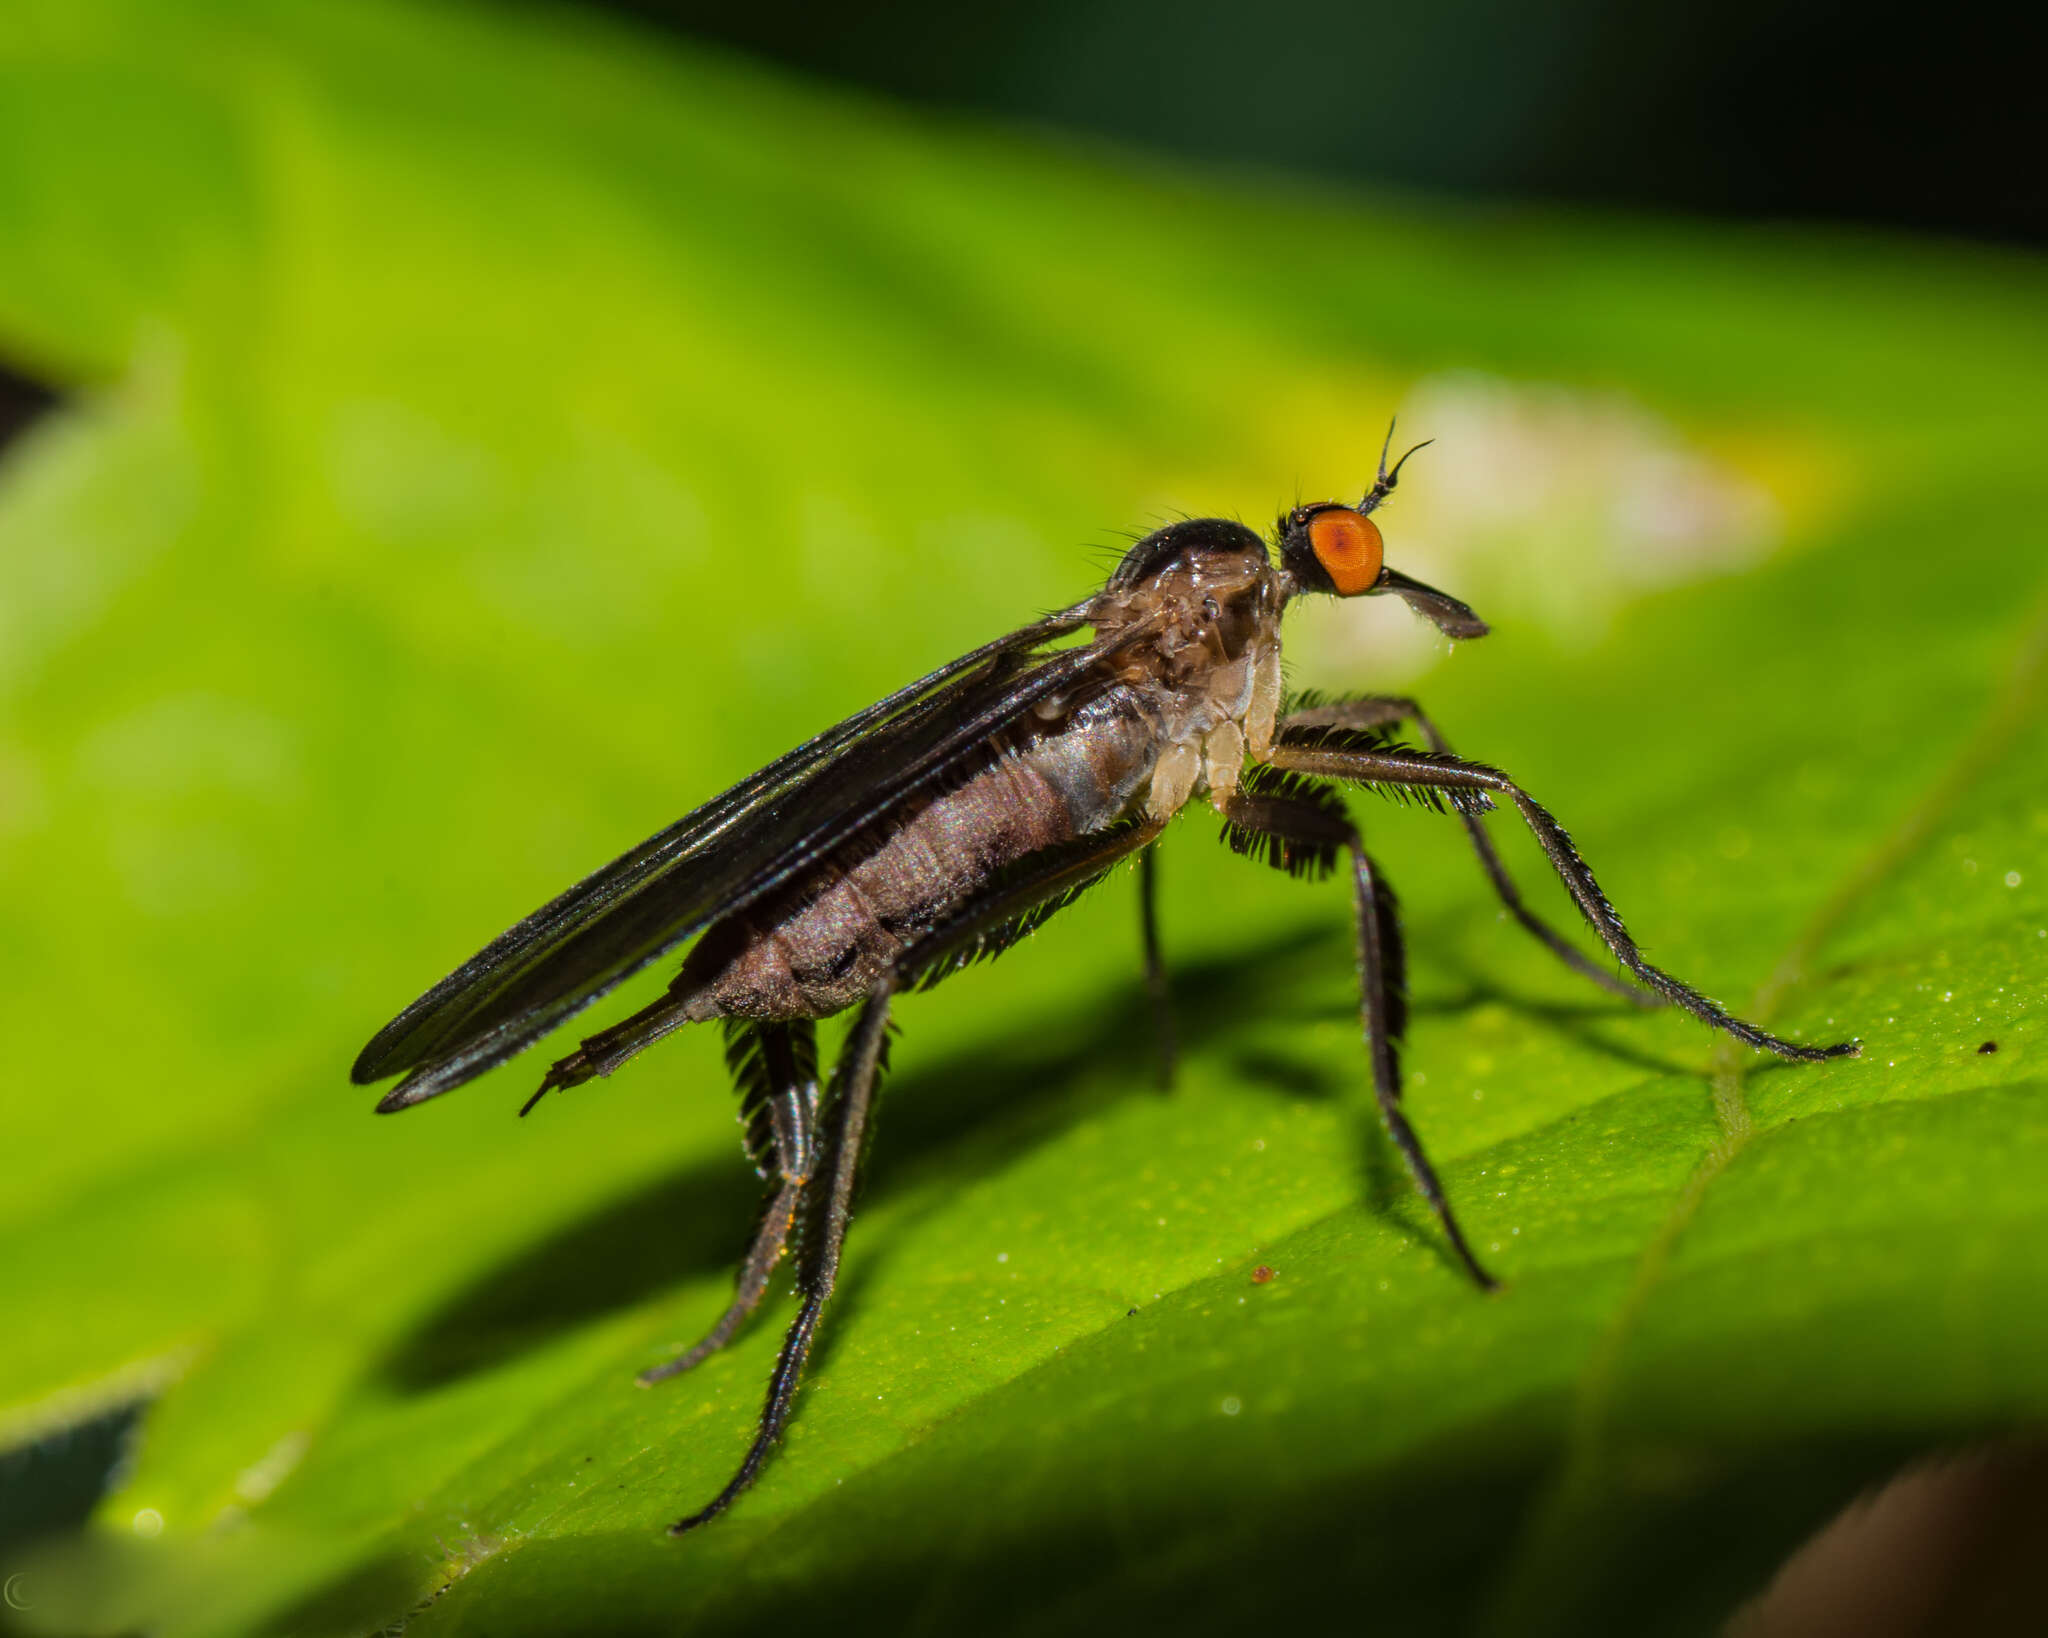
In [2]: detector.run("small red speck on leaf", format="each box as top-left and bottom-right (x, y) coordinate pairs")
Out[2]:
(1251, 1265), (1276, 1285)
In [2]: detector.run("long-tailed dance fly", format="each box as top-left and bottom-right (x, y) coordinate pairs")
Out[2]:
(353, 426), (1858, 1532)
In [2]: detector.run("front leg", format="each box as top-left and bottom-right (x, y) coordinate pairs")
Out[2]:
(1219, 782), (1497, 1290)
(1279, 696), (1652, 1006)
(1265, 738), (1859, 1062)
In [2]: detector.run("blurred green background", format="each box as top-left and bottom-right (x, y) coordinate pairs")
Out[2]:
(1, 1), (2045, 1634)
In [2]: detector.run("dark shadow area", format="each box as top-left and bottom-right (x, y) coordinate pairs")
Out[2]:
(1733, 1439), (2048, 1637)
(290, 1393), (1563, 1638)
(257, 1553), (425, 1638)
(1223, 1045), (1335, 1102)
(1414, 962), (1703, 1084)
(0, 361), (59, 462)
(557, 0), (2041, 246)
(876, 924), (1341, 1173)
(0, 1402), (142, 1558)
(382, 1159), (767, 1390)
(1483, 1433), (2048, 1638)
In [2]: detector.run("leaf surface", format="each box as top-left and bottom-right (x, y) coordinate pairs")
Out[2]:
(2, 2), (2046, 1633)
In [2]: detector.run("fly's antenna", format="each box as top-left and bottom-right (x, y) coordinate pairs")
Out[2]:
(1359, 417), (1433, 516)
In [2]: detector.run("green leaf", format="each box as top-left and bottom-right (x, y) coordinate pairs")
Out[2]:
(2, 1), (2046, 1633)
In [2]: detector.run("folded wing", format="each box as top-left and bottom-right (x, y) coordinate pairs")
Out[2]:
(353, 601), (1135, 1109)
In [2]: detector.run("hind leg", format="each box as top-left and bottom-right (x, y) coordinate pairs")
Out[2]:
(640, 1019), (819, 1385)
(670, 985), (893, 1533)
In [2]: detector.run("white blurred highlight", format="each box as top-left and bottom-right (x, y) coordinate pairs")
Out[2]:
(1295, 373), (1782, 685)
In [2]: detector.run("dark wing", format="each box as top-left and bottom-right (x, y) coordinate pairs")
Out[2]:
(354, 598), (1144, 1110)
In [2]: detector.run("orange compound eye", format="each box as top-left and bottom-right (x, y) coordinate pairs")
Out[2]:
(1307, 508), (1384, 595)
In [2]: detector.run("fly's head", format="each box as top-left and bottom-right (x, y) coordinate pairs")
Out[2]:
(1274, 430), (1489, 640)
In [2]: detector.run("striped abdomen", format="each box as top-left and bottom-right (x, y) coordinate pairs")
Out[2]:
(674, 691), (1159, 1021)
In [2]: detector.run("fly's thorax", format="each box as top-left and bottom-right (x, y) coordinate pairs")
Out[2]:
(1091, 519), (1284, 826)
(1096, 530), (1278, 672)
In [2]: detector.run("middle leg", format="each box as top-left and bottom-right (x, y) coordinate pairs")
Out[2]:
(1220, 780), (1498, 1289)
(1137, 845), (1178, 1088)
